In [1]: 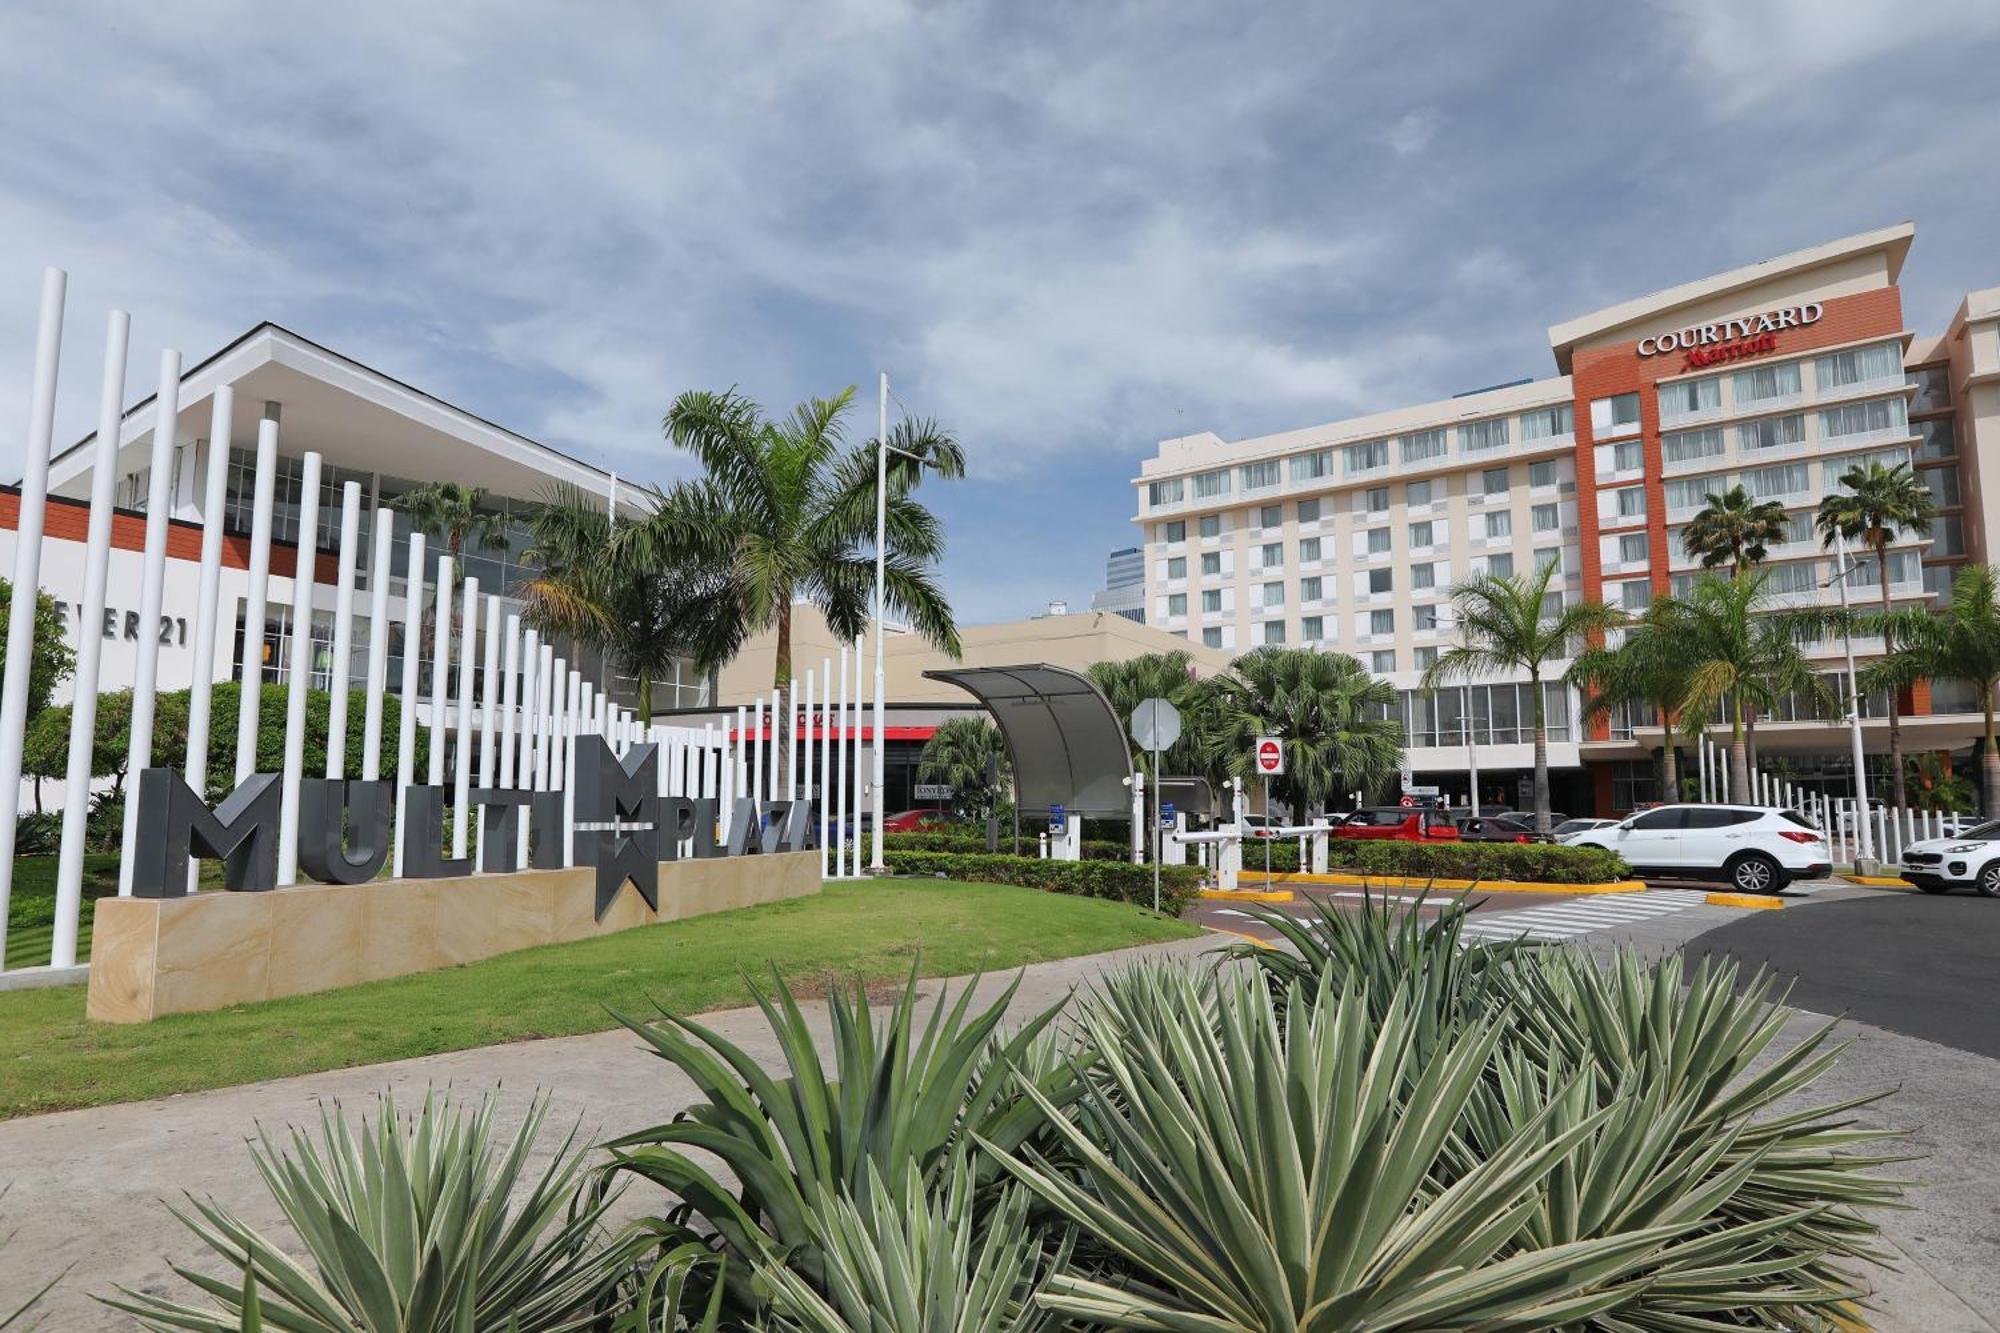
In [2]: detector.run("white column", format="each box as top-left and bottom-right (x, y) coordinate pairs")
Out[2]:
(819, 655), (833, 877)
(427, 558), (453, 788)
(853, 636), (867, 878)
(0, 270), (64, 938)
(451, 580), (481, 862)
(361, 509), (397, 780)
(786, 683), (799, 801)
(724, 705), (743, 841)
(116, 350), (187, 896)
(182, 382), (234, 808)
(52, 307), (128, 966)
(233, 418), (279, 783)
(802, 668), (815, 864)
(563, 668), (581, 866)
(392, 535), (427, 876)
(324, 482), (363, 778)
(499, 617), (522, 792)
(274, 451), (323, 886)
(750, 695), (765, 811)
(475, 596), (502, 864)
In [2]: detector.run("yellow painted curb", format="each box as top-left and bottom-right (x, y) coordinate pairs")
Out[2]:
(1203, 925), (1277, 949)
(1199, 887), (1296, 903)
(1839, 874), (1912, 888)
(1705, 891), (1785, 910)
(1264, 871), (1647, 896)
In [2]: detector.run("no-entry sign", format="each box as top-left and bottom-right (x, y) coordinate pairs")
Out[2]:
(1254, 736), (1284, 776)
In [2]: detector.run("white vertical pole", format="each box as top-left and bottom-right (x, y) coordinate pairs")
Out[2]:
(324, 482), (363, 779)
(871, 374), (888, 873)
(820, 654), (833, 877)
(853, 635), (867, 878)
(802, 669), (815, 859)
(563, 669), (581, 866)
(427, 558), (453, 788)
(451, 580), (480, 862)
(834, 647), (848, 874)
(183, 383), (234, 803)
(52, 307), (127, 965)
(1697, 734), (1709, 802)
(475, 596), (501, 864)
(513, 633), (538, 865)
(725, 706), (743, 841)
(233, 418), (279, 783)
(0, 269), (64, 936)
(498, 617), (521, 793)
(768, 688), (781, 801)
(750, 695), (765, 810)
(786, 682), (799, 801)
(361, 508), (396, 781)
(275, 450), (323, 886)
(392, 535), (426, 877)
(700, 723), (714, 800)
(116, 350), (186, 896)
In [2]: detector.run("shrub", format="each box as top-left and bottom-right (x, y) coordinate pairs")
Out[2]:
(881, 850), (1201, 916)
(11, 811), (59, 857)
(1323, 839), (1630, 884)
(881, 829), (1138, 862)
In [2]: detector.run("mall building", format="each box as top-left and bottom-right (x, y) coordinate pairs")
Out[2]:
(1130, 222), (2000, 816)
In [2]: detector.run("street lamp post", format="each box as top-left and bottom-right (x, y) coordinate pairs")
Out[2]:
(871, 374), (888, 872)
(1825, 532), (1875, 865)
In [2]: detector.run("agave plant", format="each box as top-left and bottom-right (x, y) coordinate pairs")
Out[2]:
(604, 963), (1070, 1318)
(100, 1091), (624, 1332)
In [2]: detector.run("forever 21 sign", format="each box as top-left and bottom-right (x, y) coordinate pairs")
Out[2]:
(129, 736), (810, 923)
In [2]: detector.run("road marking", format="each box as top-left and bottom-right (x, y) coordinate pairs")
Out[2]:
(1458, 890), (1708, 941)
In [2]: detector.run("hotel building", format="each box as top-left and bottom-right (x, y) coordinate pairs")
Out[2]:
(1130, 223), (2000, 816)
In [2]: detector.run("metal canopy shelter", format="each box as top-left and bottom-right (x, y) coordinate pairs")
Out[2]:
(923, 664), (1136, 816)
(1156, 776), (1216, 823)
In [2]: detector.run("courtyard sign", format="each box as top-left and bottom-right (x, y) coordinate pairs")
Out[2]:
(1636, 302), (1822, 371)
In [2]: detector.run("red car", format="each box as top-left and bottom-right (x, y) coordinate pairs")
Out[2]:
(1333, 808), (1462, 842)
(881, 809), (953, 833)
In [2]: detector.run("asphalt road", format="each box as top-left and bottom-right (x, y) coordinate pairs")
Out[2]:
(1192, 885), (1584, 939)
(1697, 888), (2000, 1059)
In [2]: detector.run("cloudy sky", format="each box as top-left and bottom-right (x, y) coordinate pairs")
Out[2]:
(3, 1), (1998, 621)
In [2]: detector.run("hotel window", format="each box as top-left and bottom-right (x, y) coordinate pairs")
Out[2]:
(1658, 375), (1721, 421)
(1735, 361), (1802, 404)
(1364, 486), (1390, 514)
(1369, 609), (1395, 635)
(1299, 536), (1322, 563)
(1262, 581), (1285, 608)
(1164, 520), (1186, 543)
(1240, 460), (1280, 492)
(1820, 397), (1907, 439)
(1612, 440), (1643, 472)
(1484, 511), (1512, 540)
(1924, 464), (1961, 508)
(1259, 503), (1283, 528)
(1664, 477), (1709, 511)
(1297, 497), (1322, 523)
(1662, 427), (1725, 466)
(1412, 562), (1436, 591)
(1620, 581), (1652, 611)
(1486, 553), (1515, 578)
(1202, 627), (1223, 649)
(1406, 478), (1434, 506)
(1201, 589), (1223, 613)
(1300, 575), (1323, 602)
(1414, 604), (1438, 631)
(1409, 520), (1434, 548)
(1260, 541), (1283, 567)
(1459, 418), (1509, 454)
(1167, 593), (1188, 617)
(1619, 533), (1648, 563)
(1399, 429), (1448, 464)
(1370, 650), (1397, 673)
(1615, 487), (1647, 519)
(1481, 466), (1510, 496)
(1540, 591), (1565, 620)
(1199, 514), (1222, 538)
(1365, 527), (1392, 555)
(1531, 502), (1559, 533)
(1843, 550), (1921, 588)
(1528, 458), (1560, 488)
(1519, 404), (1573, 440)
(1763, 561), (1819, 597)
(1200, 551), (1222, 576)
(1590, 392), (1641, 438)
(1537, 547), (1563, 574)
(1414, 645), (1439, 670)
(1290, 449), (1333, 482)
(1931, 514), (1966, 556)
(1917, 418), (1957, 460)
(1738, 414), (1805, 454)
(1147, 478), (1184, 506)
(1342, 439), (1389, 474)
(1369, 568), (1393, 594)
(1166, 556), (1187, 580)
(1264, 621), (1287, 646)
(1301, 615), (1324, 642)
(1193, 468), (1231, 499)
(1740, 461), (1811, 500)
(1908, 365), (1951, 413)
(1815, 343), (1901, 392)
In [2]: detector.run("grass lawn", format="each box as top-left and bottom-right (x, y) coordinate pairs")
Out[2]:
(0, 878), (1201, 1119)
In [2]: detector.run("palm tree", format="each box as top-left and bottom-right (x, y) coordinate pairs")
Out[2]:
(916, 716), (1011, 821)
(1681, 485), (1790, 574)
(518, 483), (746, 718)
(664, 387), (963, 703)
(1817, 460), (1935, 807)
(1423, 558), (1622, 833)
(1568, 619), (1696, 802)
(1646, 571), (1831, 800)
(397, 482), (510, 578)
(1209, 647), (1403, 816)
(1087, 650), (1225, 786)
(1862, 563), (2000, 816)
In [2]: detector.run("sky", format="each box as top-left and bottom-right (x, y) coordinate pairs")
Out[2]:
(2, 1), (1999, 622)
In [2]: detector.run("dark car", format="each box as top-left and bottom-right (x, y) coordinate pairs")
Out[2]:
(1455, 814), (1548, 844)
(1333, 808), (1462, 842)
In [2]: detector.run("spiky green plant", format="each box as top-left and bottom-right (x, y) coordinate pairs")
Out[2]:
(100, 1091), (622, 1332)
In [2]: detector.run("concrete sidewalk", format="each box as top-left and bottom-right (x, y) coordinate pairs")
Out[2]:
(0, 913), (1991, 1330)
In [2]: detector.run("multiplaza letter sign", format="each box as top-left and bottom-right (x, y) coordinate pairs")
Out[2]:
(1635, 302), (1823, 371)
(130, 737), (811, 922)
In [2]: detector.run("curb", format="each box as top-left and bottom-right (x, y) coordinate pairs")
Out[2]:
(1198, 887), (1296, 903)
(1838, 873), (1912, 888)
(1704, 891), (1784, 910)
(1257, 871), (1647, 896)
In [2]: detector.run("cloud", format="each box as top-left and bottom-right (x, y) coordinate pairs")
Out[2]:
(1382, 108), (1441, 157)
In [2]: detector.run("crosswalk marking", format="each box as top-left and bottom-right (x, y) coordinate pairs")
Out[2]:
(1458, 890), (1708, 941)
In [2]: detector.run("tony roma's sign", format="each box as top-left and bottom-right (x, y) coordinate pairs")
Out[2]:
(130, 736), (806, 922)
(1636, 302), (1822, 371)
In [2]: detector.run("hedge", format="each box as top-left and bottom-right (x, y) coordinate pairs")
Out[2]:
(1319, 841), (1631, 885)
(879, 830), (1139, 862)
(881, 850), (1202, 916)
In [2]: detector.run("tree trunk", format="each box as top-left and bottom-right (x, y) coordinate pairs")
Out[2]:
(1658, 718), (1679, 803)
(1746, 713), (1760, 774)
(1729, 692), (1751, 801)
(1984, 692), (2000, 820)
(637, 672), (652, 723)
(774, 601), (794, 764)
(1878, 533), (1907, 808)
(1530, 671), (1550, 834)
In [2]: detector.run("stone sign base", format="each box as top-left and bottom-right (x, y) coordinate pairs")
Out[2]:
(86, 853), (822, 1023)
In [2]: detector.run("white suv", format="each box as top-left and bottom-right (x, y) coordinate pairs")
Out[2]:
(1897, 821), (2000, 896)
(1561, 804), (1831, 894)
